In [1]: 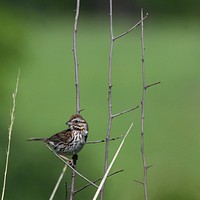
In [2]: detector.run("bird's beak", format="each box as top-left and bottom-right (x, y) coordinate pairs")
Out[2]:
(66, 121), (71, 125)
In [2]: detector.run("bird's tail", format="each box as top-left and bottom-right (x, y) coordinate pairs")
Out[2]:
(27, 138), (46, 142)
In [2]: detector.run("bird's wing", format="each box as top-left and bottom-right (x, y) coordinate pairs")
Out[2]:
(47, 129), (73, 144)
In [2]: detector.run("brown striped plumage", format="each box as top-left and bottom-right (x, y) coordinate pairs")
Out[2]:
(28, 114), (88, 156)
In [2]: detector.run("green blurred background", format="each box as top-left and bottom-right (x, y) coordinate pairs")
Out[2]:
(1, 0), (200, 199)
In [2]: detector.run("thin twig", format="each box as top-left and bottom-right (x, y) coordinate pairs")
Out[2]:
(134, 180), (144, 185)
(146, 164), (153, 169)
(140, 8), (148, 200)
(49, 165), (68, 200)
(74, 169), (124, 195)
(45, 145), (98, 188)
(114, 13), (148, 41)
(101, 0), (114, 199)
(86, 135), (122, 144)
(112, 105), (139, 118)
(93, 123), (133, 200)
(145, 82), (160, 90)
(73, 0), (81, 115)
(1, 69), (20, 200)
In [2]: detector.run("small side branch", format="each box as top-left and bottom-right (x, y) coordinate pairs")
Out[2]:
(86, 135), (122, 144)
(114, 13), (148, 41)
(74, 169), (123, 195)
(134, 179), (144, 185)
(112, 105), (139, 118)
(145, 82), (160, 90)
(1, 69), (20, 200)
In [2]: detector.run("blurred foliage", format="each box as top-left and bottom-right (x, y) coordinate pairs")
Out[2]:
(1, 3), (200, 200)
(0, 8), (26, 66)
(0, 0), (200, 15)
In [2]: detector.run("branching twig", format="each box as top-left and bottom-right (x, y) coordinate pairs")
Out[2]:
(49, 165), (68, 200)
(93, 123), (133, 200)
(112, 105), (139, 118)
(145, 82), (160, 90)
(1, 69), (20, 200)
(134, 180), (144, 185)
(101, 1), (142, 199)
(114, 13), (148, 41)
(86, 135), (122, 144)
(74, 169), (123, 195)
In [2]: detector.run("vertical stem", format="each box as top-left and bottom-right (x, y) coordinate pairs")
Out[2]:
(140, 8), (148, 200)
(1, 69), (20, 200)
(70, 154), (78, 200)
(73, 0), (81, 115)
(70, 0), (80, 199)
(100, 0), (114, 199)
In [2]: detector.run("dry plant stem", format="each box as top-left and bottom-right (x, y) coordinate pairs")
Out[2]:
(71, 0), (81, 199)
(93, 123), (133, 200)
(49, 165), (68, 200)
(73, 0), (80, 115)
(140, 8), (148, 200)
(74, 169), (123, 195)
(100, 1), (114, 199)
(69, 155), (78, 200)
(1, 70), (20, 200)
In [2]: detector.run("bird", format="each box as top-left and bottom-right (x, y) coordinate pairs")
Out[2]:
(27, 114), (88, 162)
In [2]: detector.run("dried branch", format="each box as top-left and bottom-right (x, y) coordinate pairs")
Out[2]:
(49, 165), (68, 200)
(145, 82), (160, 90)
(114, 13), (148, 41)
(69, 155), (78, 200)
(140, 8), (148, 200)
(1, 69), (20, 200)
(86, 135), (122, 144)
(134, 180), (144, 185)
(112, 105), (139, 118)
(70, 0), (81, 199)
(93, 123), (133, 200)
(101, 0), (114, 198)
(74, 169), (123, 195)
